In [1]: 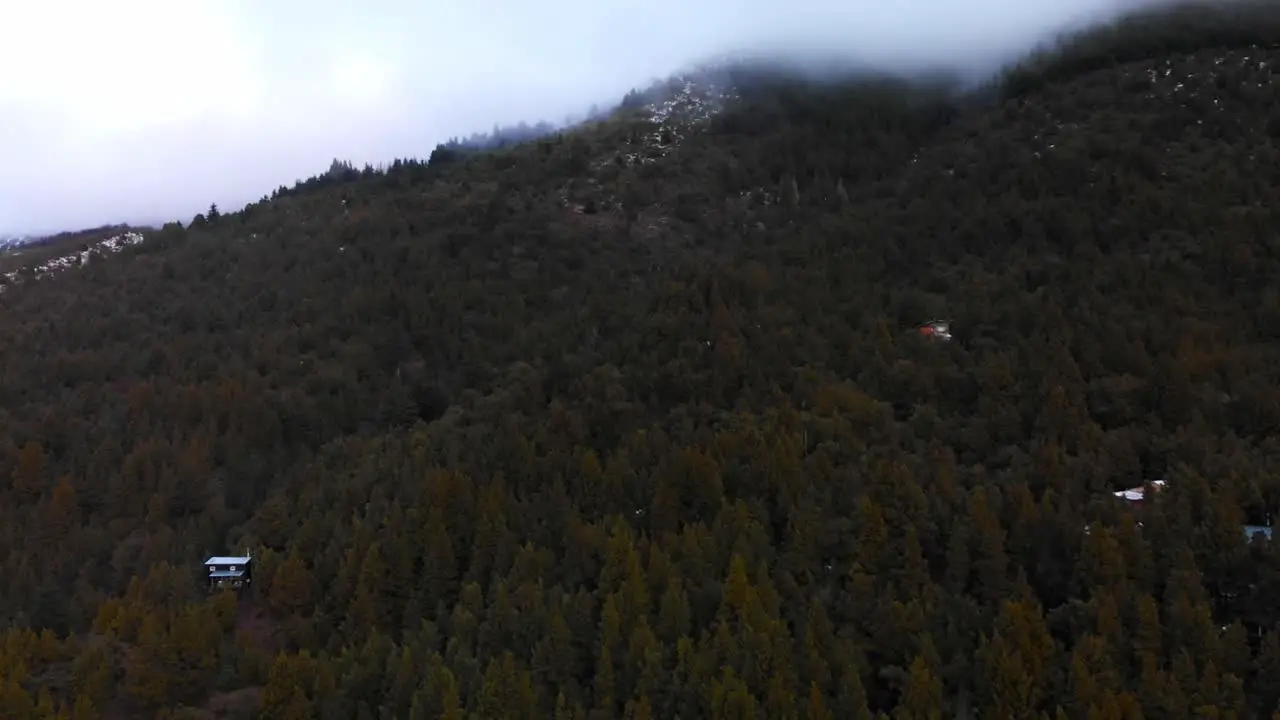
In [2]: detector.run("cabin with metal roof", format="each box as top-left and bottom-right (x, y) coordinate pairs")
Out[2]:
(204, 554), (252, 592)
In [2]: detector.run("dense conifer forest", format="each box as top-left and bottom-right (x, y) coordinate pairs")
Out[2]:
(4, 2), (1280, 717)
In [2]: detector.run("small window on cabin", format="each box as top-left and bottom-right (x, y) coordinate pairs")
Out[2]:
(229, 565), (237, 571)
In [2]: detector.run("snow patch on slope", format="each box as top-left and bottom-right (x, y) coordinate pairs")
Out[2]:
(625, 71), (739, 165)
(558, 70), (740, 216)
(0, 231), (145, 293)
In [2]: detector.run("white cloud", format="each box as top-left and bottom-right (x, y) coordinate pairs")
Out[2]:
(2, 2), (266, 133)
(328, 52), (394, 106)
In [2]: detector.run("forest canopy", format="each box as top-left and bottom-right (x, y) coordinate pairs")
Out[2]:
(3, 2), (1280, 718)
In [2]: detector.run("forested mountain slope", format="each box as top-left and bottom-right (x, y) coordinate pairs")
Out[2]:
(4, 3), (1280, 718)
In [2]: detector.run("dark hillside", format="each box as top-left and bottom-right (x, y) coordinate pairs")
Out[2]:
(1000, 0), (1280, 98)
(3, 3), (1280, 718)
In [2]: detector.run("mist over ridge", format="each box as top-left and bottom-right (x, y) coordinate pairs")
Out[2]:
(0, 0), (1248, 236)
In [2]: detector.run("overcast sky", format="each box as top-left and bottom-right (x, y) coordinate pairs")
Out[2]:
(0, 0), (1164, 236)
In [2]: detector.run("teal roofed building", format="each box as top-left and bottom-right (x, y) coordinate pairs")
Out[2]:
(1244, 525), (1273, 542)
(204, 554), (253, 592)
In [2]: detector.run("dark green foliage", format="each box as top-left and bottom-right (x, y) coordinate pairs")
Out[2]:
(1001, 0), (1280, 99)
(3, 3), (1280, 717)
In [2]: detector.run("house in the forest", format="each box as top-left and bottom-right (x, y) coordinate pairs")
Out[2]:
(918, 319), (952, 341)
(1113, 478), (1166, 507)
(204, 554), (253, 592)
(1244, 524), (1273, 542)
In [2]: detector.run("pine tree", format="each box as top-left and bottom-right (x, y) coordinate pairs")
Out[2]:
(895, 654), (943, 720)
(835, 666), (873, 720)
(807, 681), (833, 720)
(270, 549), (313, 616)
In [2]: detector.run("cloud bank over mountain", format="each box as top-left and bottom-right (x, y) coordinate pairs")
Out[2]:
(0, 0), (1172, 235)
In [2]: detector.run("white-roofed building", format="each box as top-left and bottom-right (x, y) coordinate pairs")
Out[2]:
(204, 554), (253, 592)
(1113, 479), (1166, 506)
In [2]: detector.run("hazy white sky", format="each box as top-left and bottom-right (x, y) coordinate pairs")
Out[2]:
(0, 0), (1161, 236)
